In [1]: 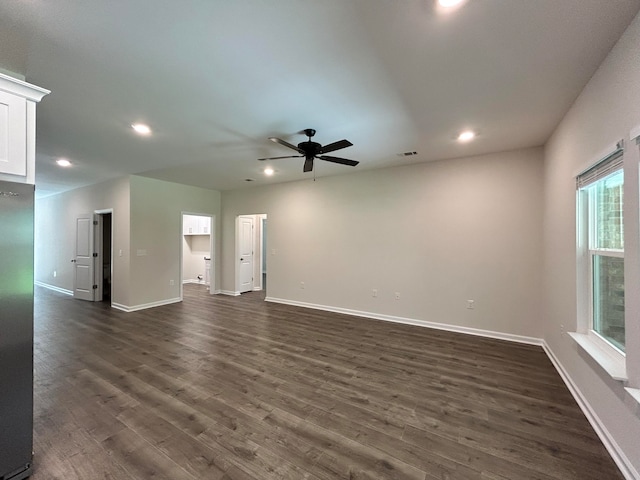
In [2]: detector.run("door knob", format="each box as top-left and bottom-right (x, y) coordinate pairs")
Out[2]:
(240, 258), (244, 261)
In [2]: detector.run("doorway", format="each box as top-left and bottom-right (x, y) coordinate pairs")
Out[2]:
(180, 213), (215, 300)
(236, 214), (267, 294)
(261, 217), (267, 290)
(73, 209), (113, 304)
(97, 211), (112, 302)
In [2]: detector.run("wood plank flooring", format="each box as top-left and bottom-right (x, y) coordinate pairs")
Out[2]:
(31, 285), (623, 480)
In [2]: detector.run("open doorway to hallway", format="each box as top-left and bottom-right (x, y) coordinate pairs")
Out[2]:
(96, 211), (112, 302)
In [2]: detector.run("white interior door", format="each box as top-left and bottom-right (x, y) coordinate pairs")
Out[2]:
(74, 214), (97, 301)
(238, 215), (254, 293)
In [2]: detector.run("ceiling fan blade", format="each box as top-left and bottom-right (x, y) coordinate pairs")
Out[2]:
(303, 158), (314, 172)
(269, 137), (303, 153)
(257, 155), (302, 161)
(318, 155), (359, 167)
(318, 139), (353, 154)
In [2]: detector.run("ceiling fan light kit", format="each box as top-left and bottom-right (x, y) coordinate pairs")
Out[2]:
(258, 128), (358, 173)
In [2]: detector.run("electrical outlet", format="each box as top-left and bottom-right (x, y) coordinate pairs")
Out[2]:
(467, 300), (475, 309)
(169, 279), (175, 286)
(395, 292), (400, 300)
(300, 281), (305, 289)
(372, 289), (378, 298)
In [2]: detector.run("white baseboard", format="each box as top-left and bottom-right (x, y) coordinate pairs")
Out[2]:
(35, 282), (183, 314)
(183, 279), (208, 285)
(542, 342), (638, 480)
(112, 297), (181, 313)
(219, 290), (241, 296)
(264, 297), (542, 346)
(34, 281), (73, 296)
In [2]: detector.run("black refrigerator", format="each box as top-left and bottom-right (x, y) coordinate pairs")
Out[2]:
(0, 180), (34, 480)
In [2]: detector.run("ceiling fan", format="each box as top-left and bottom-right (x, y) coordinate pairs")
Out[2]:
(258, 128), (358, 173)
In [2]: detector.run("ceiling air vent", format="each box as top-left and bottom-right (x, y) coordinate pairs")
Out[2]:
(397, 151), (418, 157)
(244, 178), (255, 182)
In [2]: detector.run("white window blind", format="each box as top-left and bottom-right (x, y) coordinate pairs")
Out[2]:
(576, 142), (624, 189)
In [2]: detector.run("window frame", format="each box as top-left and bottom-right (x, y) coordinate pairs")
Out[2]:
(576, 148), (626, 370)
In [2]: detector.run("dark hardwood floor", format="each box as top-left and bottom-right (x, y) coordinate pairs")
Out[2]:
(31, 285), (623, 480)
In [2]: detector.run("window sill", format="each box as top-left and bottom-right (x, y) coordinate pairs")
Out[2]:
(568, 332), (628, 381)
(625, 388), (640, 406)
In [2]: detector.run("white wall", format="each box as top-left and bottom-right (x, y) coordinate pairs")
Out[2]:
(543, 11), (640, 476)
(222, 147), (544, 338)
(129, 176), (220, 307)
(35, 176), (132, 305)
(35, 175), (221, 310)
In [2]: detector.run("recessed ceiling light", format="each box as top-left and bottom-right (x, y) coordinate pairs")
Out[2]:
(458, 130), (476, 142)
(131, 123), (152, 135)
(438, 0), (465, 7)
(264, 167), (274, 176)
(56, 158), (72, 167)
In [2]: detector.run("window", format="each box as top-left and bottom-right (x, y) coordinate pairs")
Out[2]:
(577, 149), (625, 355)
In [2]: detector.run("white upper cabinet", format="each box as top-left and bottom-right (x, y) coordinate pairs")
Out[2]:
(183, 215), (211, 235)
(0, 90), (26, 176)
(198, 216), (210, 234)
(0, 73), (50, 184)
(183, 215), (198, 235)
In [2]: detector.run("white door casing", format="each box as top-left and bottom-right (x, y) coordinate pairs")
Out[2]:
(238, 215), (254, 293)
(74, 214), (97, 301)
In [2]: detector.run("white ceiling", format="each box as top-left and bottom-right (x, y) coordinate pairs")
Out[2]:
(1, 0), (639, 196)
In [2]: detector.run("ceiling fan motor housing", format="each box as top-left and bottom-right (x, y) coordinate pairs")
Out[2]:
(299, 141), (322, 158)
(258, 128), (357, 171)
